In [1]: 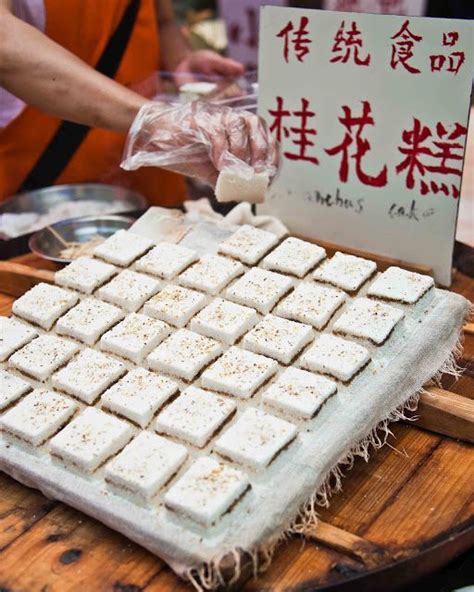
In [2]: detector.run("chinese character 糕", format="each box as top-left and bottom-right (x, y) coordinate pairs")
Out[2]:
(330, 20), (371, 66)
(390, 19), (423, 74)
(277, 16), (312, 63)
(430, 31), (465, 75)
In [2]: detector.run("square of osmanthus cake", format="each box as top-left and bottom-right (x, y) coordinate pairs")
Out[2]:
(0, 389), (77, 446)
(55, 256), (117, 294)
(93, 230), (154, 267)
(225, 267), (293, 314)
(50, 407), (133, 472)
(100, 313), (170, 363)
(101, 368), (178, 428)
(262, 368), (337, 419)
(8, 335), (80, 381)
(143, 285), (206, 328)
(218, 224), (279, 265)
(214, 407), (297, 470)
(105, 432), (188, 499)
(52, 348), (126, 404)
(96, 270), (160, 312)
(333, 297), (404, 345)
(12, 282), (78, 330)
(155, 386), (235, 448)
(367, 266), (434, 304)
(56, 298), (123, 346)
(313, 252), (377, 292)
(0, 370), (31, 410)
(164, 456), (249, 526)
(0, 317), (37, 362)
(178, 254), (244, 295)
(134, 242), (198, 279)
(261, 237), (326, 278)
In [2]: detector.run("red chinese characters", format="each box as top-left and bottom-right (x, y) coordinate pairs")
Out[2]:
(330, 21), (371, 66)
(430, 31), (465, 75)
(390, 19), (423, 74)
(325, 101), (388, 187)
(277, 16), (312, 63)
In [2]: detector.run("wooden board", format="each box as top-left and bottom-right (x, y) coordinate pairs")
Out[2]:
(0, 252), (473, 591)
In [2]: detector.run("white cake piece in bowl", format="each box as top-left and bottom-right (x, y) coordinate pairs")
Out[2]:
(52, 348), (126, 404)
(367, 266), (434, 304)
(225, 267), (293, 314)
(164, 456), (249, 526)
(8, 335), (79, 381)
(100, 313), (169, 363)
(93, 230), (154, 266)
(101, 368), (178, 427)
(155, 386), (235, 447)
(243, 314), (313, 364)
(0, 370), (31, 410)
(12, 282), (78, 330)
(275, 282), (346, 329)
(105, 432), (188, 499)
(0, 389), (77, 446)
(56, 298), (123, 345)
(190, 299), (258, 345)
(334, 297), (404, 345)
(299, 334), (370, 382)
(262, 237), (326, 278)
(178, 254), (244, 295)
(262, 367), (336, 419)
(97, 270), (160, 312)
(313, 252), (377, 292)
(0, 317), (37, 361)
(147, 329), (222, 381)
(50, 407), (133, 472)
(143, 285), (206, 328)
(215, 407), (297, 470)
(218, 224), (278, 265)
(135, 242), (198, 279)
(201, 347), (278, 399)
(55, 256), (117, 294)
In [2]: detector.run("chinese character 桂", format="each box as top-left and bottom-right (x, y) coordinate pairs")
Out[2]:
(276, 16), (312, 63)
(430, 31), (465, 75)
(390, 19), (423, 74)
(330, 20), (371, 66)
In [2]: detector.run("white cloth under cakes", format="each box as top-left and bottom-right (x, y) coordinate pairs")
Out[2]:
(0, 317), (37, 362)
(261, 237), (326, 278)
(218, 224), (279, 265)
(143, 285), (206, 328)
(97, 270), (160, 313)
(367, 266), (435, 304)
(93, 230), (154, 266)
(226, 267), (293, 314)
(190, 299), (258, 345)
(178, 254), (244, 295)
(56, 298), (123, 346)
(55, 257), (117, 294)
(12, 282), (78, 330)
(313, 252), (377, 292)
(135, 242), (198, 279)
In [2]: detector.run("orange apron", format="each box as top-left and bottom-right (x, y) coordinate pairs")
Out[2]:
(0, 0), (187, 206)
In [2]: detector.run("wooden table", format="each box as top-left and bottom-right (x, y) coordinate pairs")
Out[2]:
(0, 254), (473, 592)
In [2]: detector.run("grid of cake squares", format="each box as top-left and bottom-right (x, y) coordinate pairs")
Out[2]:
(0, 225), (434, 528)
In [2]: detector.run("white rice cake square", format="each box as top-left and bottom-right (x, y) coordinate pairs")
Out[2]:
(218, 224), (279, 265)
(367, 266), (435, 304)
(101, 368), (178, 427)
(93, 229), (154, 266)
(143, 285), (206, 328)
(215, 407), (297, 470)
(8, 335), (79, 381)
(313, 252), (377, 292)
(334, 297), (404, 345)
(155, 386), (235, 448)
(147, 329), (222, 381)
(164, 456), (249, 526)
(225, 268), (293, 314)
(275, 282), (346, 329)
(299, 334), (370, 382)
(12, 282), (78, 330)
(97, 270), (160, 312)
(201, 347), (278, 399)
(178, 254), (244, 295)
(100, 313), (169, 363)
(189, 299), (258, 345)
(0, 370), (31, 410)
(135, 242), (198, 279)
(56, 298), (123, 346)
(55, 256), (117, 294)
(52, 348), (126, 404)
(261, 237), (326, 278)
(105, 432), (188, 499)
(262, 368), (337, 419)
(50, 407), (133, 472)
(243, 314), (313, 365)
(0, 389), (77, 446)
(0, 317), (37, 361)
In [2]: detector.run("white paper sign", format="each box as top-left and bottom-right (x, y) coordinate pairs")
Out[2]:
(323, 0), (426, 16)
(258, 7), (473, 285)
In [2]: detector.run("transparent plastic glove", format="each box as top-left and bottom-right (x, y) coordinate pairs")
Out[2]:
(121, 101), (279, 189)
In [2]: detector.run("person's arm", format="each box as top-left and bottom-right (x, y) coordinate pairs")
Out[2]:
(0, 0), (146, 132)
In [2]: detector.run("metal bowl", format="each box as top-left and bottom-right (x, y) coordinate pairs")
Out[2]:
(29, 215), (134, 264)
